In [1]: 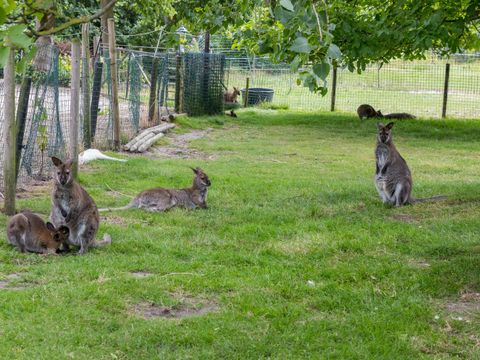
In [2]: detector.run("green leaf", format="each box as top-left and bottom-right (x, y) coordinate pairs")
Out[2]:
(0, 46), (9, 68)
(0, 7), (6, 24)
(280, 0), (294, 12)
(313, 62), (330, 80)
(289, 36), (311, 53)
(6, 25), (32, 49)
(327, 44), (341, 59)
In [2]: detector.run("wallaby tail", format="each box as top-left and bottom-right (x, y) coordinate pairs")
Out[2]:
(412, 195), (447, 204)
(92, 233), (112, 248)
(98, 203), (134, 212)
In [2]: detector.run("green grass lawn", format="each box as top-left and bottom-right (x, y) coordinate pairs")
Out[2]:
(1, 110), (480, 359)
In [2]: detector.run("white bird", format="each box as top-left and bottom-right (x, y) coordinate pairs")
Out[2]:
(78, 149), (127, 165)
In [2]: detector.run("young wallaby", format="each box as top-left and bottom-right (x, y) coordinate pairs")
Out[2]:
(383, 113), (416, 119)
(50, 157), (111, 254)
(374, 122), (445, 206)
(357, 104), (383, 120)
(6, 210), (69, 254)
(99, 167), (211, 212)
(224, 87), (241, 103)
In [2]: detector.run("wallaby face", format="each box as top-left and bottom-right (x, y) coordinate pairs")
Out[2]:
(192, 167), (211, 190)
(52, 157), (74, 186)
(357, 104), (382, 120)
(377, 122), (394, 144)
(6, 211), (70, 254)
(99, 167), (212, 213)
(50, 157), (111, 254)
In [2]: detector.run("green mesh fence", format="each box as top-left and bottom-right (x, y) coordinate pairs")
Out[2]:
(182, 53), (225, 116)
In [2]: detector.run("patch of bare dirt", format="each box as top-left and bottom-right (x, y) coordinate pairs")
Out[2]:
(149, 128), (217, 160)
(132, 301), (217, 319)
(445, 291), (480, 319)
(390, 213), (419, 223)
(130, 271), (154, 278)
(0, 273), (29, 290)
(16, 179), (51, 199)
(408, 259), (431, 269)
(100, 215), (129, 226)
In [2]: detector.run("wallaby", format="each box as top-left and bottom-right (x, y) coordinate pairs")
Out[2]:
(375, 122), (445, 206)
(50, 157), (111, 254)
(6, 210), (69, 254)
(357, 104), (383, 120)
(225, 110), (237, 118)
(99, 167), (211, 212)
(383, 113), (416, 119)
(224, 87), (241, 103)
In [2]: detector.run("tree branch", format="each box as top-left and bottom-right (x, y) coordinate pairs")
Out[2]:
(34, 0), (117, 37)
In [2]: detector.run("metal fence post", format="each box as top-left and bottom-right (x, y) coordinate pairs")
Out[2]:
(330, 63), (337, 112)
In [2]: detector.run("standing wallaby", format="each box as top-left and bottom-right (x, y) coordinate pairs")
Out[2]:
(374, 122), (445, 206)
(99, 167), (211, 212)
(383, 112), (416, 119)
(224, 87), (241, 103)
(50, 157), (111, 254)
(6, 210), (69, 254)
(357, 104), (383, 120)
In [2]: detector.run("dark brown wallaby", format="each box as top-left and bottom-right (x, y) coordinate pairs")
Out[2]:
(225, 110), (237, 117)
(375, 122), (445, 206)
(6, 210), (69, 254)
(224, 87), (240, 103)
(357, 104), (383, 120)
(383, 112), (416, 119)
(50, 157), (111, 254)
(99, 167), (211, 212)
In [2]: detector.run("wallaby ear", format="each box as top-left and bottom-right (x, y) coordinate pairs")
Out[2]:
(190, 167), (198, 174)
(46, 222), (56, 232)
(64, 159), (74, 168)
(377, 122), (384, 129)
(234, 86), (238, 91)
(386, 122), (394, 129)
(51, 157), (63, 167)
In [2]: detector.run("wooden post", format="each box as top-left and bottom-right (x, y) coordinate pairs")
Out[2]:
(90, 61), (103, 141)
(108, 18), (120, 150)
(82, 23), (91, 149)
(244, 77), (250, 108)
(70, 40), (81, 179)
(15, 76), (32, 180)
(4, 48), (16, 215)
(330, 63), (337, 112)
(442, 63), (450, 119)
(204, 31), (210, 53)
(148, 58), (159, 123)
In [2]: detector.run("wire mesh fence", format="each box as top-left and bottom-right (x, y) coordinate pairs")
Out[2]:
(224, 54), (480, 119)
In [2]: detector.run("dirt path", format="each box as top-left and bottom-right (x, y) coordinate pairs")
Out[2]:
(148, 128), (216, 159)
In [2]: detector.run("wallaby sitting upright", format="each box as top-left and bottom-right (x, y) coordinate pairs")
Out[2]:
(6, 210), (69, 254)
(224, 87), (240, 103)
(374, 122), (445, 206)
(99, 167), (211, 212)
(357, 104), (383, 120)
(50, 157), (111, 254)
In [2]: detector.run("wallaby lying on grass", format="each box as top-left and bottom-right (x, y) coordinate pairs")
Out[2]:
(357, 104), (383, 120)
(50, 157), (111, 254)
(99, 167), (211, 212)
(375, 122), (445, 206)
(7, 210), (69, 254)
(224, 87), (240, 103)
(383, 112), (416, 119)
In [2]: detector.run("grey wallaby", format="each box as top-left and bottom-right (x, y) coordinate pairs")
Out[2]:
(224, 87), (241, 103)
(383, 112), (416, 119)
(374, 122), (445, 206)
(99, 167), (211, 212)
(50, 157), (111, 254)
(6, 210), (69, 254)
(357, 104), (383, 120)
